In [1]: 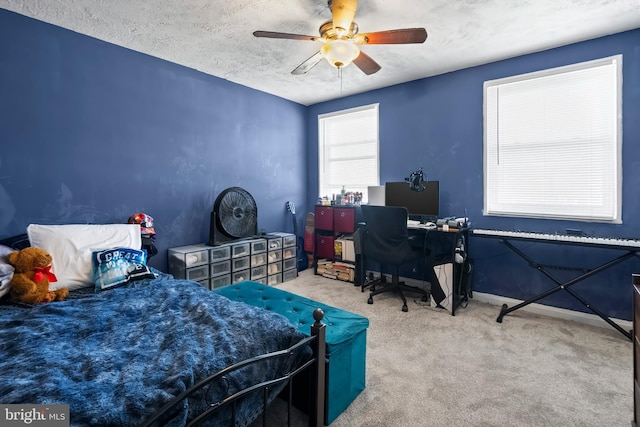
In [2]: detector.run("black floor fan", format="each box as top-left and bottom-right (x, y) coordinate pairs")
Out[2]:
(208, 187), (258, 246)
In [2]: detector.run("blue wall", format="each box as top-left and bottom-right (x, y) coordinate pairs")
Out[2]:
(0, 9), (308, 272)
(306, 29), (640, 321)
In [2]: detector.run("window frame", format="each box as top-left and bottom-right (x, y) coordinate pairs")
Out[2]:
(483, 55), (623, 223)
(318, 103), (380, 202)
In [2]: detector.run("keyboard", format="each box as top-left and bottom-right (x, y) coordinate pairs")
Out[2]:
(472, 229), (640, 249)
(407, 220), (436, 229)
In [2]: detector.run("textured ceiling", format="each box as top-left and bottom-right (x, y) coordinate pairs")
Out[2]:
(1, 0), (639, 105)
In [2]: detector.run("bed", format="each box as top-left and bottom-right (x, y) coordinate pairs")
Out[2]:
(0, 226), (326, 427)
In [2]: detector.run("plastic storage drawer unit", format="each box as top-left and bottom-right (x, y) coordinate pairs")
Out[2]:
(268, 261), (282, 276)
(210, 274), (231, 290)
(272, 232), (296, 248)
(249, 238), (267, 254)
(232, 269), (250, 283)
(267, 274), (282, 286)
(283, 246), (296, 260)
(183, 265), (209, 282)
(251, 265), (267, 280)
(267, 249), (282, 264)
(283, 268), (298, 282)
(168, 244), (210, 281)
(266, 235), (282, 251)
(232, 257), (250, 271)
(283, 257), (297, 271)
(209, 245), (231, 262)
(169, 245), (209, 267)
(210, 260), (231, 277)
(251, 253), (267, 267)
(231, 242), (251, 258)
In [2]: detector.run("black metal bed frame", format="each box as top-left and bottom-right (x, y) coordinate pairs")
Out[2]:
(142, 308), (326, 427)
(0, 233), (328, 425)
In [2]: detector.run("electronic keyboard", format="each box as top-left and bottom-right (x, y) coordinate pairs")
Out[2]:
(472, 229), (640, 249)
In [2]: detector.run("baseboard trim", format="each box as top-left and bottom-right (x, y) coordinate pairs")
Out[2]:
(363, 271), (632, 332)
(472, 291), (632, 332)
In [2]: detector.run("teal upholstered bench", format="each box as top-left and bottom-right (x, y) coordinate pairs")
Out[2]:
(214, 281), (369, 425)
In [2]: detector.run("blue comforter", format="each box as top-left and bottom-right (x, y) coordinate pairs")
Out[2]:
(0, 272), (308, 426)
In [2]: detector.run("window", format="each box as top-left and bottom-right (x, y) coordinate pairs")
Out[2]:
(318, 104), (379, 202)
(483, 55), (622, 223)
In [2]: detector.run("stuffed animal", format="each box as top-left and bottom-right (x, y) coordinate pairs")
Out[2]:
(8, 247), (68, 304)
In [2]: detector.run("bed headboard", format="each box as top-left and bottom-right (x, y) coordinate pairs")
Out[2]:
(0, 234), (29, 250)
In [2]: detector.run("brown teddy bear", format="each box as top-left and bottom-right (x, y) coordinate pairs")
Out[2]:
(8, 247), (69, 304)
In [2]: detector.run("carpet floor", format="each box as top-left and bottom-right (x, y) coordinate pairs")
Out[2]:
(265, 269), (633, 427)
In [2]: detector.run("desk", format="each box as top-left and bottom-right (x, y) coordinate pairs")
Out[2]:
(408, 227), (471, 316)
(472, 229), (640, 340)
(357, 225), (470, 315)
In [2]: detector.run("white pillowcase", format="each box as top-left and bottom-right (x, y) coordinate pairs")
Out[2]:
(27, 224), (142, 291)
(0, 244), (15, 298)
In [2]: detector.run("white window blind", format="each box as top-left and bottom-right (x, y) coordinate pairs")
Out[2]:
(484, 55), (622, 222)
(318, 104), (379, 201)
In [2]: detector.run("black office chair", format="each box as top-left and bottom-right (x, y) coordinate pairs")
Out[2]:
(360, 205), (429, 312)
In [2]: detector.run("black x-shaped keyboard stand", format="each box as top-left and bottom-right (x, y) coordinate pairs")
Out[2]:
(474, 231), (639, 341)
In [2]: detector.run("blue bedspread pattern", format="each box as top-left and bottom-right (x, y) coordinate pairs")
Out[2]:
(0, 272), (308, 426)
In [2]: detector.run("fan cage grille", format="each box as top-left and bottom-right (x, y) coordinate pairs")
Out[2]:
(213, 187), (258, 240)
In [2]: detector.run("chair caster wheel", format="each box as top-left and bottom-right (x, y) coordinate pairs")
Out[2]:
(367, 296), (373, 304)
(402, 304), (408, 312)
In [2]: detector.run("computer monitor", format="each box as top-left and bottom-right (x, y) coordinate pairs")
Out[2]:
(384, 181), (439, 219)
(367, 185), (386, 206)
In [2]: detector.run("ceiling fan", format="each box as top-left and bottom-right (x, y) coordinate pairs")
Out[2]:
(253, 0), (427, 75)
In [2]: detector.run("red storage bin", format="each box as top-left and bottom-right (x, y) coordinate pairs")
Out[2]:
(315, 206), (334, 230)
(333, 207), (355, 233)
(316, 235), (336, 259)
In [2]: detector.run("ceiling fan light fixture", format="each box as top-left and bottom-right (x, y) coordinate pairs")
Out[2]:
(334, 26), (348, 38)
(255, 2), (426, 76)
(321, 39), (360, 68)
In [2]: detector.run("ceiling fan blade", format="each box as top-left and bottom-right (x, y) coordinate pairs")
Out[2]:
(357, 28), (428, 44)
(331, 0), (358, 32)
(253, 31), (318, 41)
(292, 52), (324, 75)
(353, 50), (381, 75)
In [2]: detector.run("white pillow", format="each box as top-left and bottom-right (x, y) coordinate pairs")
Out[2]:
(27, 224), (142, 291)
(0, 244), (15, 298)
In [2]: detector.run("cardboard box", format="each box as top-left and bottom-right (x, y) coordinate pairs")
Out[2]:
(335, 236), (355, 262)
